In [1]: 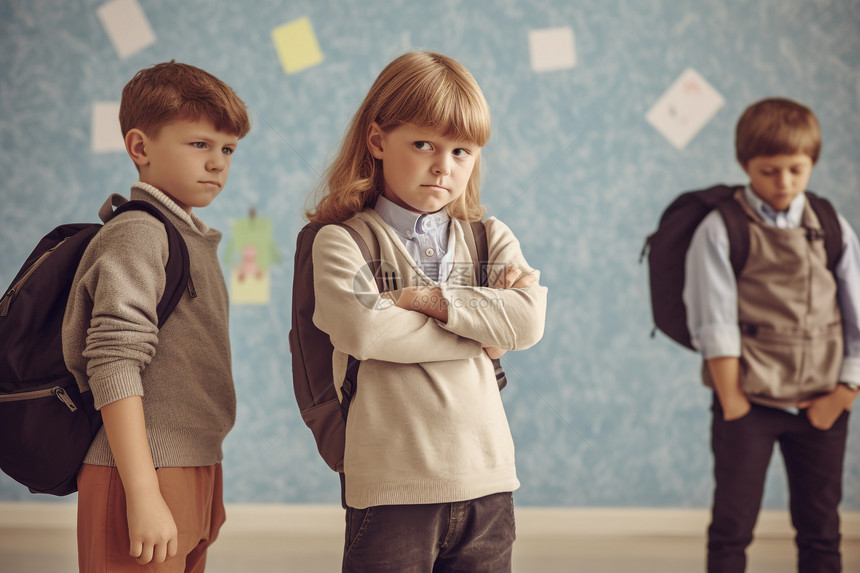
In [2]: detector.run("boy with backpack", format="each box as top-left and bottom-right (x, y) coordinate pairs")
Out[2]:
(62, 61), (250, 571)
(682, 98), (859, 572)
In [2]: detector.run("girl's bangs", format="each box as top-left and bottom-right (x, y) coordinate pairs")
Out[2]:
(390, 77), (490, 146)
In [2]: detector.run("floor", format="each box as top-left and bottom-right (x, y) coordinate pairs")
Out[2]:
(1, 527), (858, 572)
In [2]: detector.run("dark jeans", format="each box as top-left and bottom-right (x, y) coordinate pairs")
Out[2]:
(342, 492), (515, 572)
(708, 396), (850, 573)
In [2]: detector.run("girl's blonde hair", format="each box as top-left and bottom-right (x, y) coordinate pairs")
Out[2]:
(308, 52), (491, 224)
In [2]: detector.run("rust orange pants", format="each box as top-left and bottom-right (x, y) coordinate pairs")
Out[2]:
(77, 463), (225, 573)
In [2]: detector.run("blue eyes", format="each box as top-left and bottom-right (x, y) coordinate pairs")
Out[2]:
(192, 142), (234, 155)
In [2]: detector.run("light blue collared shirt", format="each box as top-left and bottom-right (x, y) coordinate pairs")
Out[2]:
(683, 186), (860, 385)
(373, 196), (454, 282)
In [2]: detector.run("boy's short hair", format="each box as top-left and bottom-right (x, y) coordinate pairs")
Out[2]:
(735, 97), (821, 165)
(120, 61), (250, 139)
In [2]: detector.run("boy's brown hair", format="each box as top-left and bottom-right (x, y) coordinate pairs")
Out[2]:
(735, 97), (821, 166)
(119, 60), (250, 139)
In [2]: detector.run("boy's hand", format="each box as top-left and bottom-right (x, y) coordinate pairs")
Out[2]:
(719, 393), (751, 421)
(707, 356), (751, 421)
(798, 385), (856, 430)
(99, 396), (179, 565)
(126, 487), (178, 564)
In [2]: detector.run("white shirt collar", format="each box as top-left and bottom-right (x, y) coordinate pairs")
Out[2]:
(743, 185), (806, 229)
(373, 195), (450, 239)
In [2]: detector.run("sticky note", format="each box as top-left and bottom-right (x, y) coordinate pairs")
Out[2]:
(646, 68), (725, 150)
(96, 0), (156, 60)
(91, 102), (124, 153)
(271, 17), (324, 75)
(529, 27), (577, 73)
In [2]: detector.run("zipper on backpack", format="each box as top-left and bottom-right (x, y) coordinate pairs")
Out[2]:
(0, 386), (78, 412)
(0, 241), (65, 317)
(0, 288), (16, 316)
(52, 387), (78, 412)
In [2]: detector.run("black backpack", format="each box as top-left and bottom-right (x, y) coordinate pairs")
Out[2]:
(289, 218), (506, 473)
(0, 198), (189, 495)
(642, 184), (843, 350)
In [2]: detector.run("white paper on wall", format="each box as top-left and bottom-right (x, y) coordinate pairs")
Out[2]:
(529, 27), (577, 73)
(96, 0), (156, 60)
(646, 68), (725, 150)
(91, 102), (124, 153)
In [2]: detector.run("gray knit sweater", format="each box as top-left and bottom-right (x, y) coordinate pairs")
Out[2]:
(62, 182), (236, 468)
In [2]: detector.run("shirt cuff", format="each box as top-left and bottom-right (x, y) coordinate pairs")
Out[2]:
(839, 356), (860, 386)
(692, 323), (741, 359)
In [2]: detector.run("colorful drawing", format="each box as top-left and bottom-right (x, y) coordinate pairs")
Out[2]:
(223, 208), (280, 305)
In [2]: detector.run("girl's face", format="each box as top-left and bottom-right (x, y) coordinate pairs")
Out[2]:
(367, 122), (479, 214)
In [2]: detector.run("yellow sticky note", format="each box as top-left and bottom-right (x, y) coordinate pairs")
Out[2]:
(271, 17), (324, 74)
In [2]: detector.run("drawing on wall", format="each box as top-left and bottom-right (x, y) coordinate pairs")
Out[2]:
(223, 208), (280, 305)
(271, 16), (325, 74)
(646, 67), (725, 150)
(96, 0), (156, 60)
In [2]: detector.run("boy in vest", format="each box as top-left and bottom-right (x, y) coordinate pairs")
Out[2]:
(683, 97), (860, 572)
(63, 61), (250, 572)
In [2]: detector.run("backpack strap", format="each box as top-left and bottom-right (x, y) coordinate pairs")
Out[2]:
(107, 199), (191, 328)
(458, 219), (485, 285)
(806, 192), (844, 271)
(712, 191), (751, 278)
(338, 222), (382, 292)
(332, 220), (382, 459)
(457, 218), (508, 390)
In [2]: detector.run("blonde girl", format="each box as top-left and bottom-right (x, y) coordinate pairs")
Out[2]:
(307, 51), (547, 572)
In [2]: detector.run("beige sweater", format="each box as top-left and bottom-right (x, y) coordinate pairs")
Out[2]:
(63, 182), (236, 468)
(312, 209), (548, 509)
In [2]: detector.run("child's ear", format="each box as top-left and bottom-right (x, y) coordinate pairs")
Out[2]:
(125, 129), (150, 167)
(367, 122), (385, 160)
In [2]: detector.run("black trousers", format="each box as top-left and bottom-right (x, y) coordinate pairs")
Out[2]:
(708, 396), (850, 573)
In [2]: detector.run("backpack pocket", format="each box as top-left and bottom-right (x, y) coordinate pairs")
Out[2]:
(0, 374), (102, 495)
(300, 397), (347, 473)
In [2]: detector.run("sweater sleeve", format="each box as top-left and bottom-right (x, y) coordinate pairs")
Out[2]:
(312, 224), (483, 362)
(438, 217), (548, 350)
(63, 214), (168, 409)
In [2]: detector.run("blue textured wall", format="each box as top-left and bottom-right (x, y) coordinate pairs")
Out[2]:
(1, 0), (858, 509)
